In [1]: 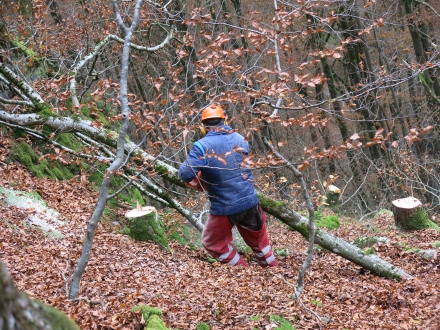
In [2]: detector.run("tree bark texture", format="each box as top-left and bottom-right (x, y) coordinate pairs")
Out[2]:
(393, 205), (419, 231)
(0, 262), (79, 330)
(68, 0), (144, 300)
(258, 194), (412, 280)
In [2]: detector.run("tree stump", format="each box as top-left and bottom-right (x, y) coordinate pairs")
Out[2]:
(392, 197), (438, 231)
(125, 206), (169, 250)
(323, 185), (340, 211)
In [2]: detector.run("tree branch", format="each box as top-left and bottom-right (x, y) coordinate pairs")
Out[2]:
(263, 136), (315, 297)
(69, 0), (145, 300)
(0, 62), (45, 109)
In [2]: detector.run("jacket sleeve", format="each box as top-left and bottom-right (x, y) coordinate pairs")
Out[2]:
(178, 144), (205, 182)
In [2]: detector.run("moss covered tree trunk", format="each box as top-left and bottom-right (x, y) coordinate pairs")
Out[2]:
(258, 193), (412, 280)
(0, 262), (79, 330)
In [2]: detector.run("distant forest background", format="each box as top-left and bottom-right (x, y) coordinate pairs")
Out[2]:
(1, 0), (438, 218)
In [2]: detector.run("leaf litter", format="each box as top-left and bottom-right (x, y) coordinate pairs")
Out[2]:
(0, 137), (439, 329)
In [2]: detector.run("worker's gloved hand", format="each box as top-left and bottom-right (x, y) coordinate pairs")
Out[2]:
(185, 171), (205, 192)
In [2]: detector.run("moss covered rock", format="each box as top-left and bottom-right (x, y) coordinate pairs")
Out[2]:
(0, 187), (64, 238)
(133, 305), (169, 330)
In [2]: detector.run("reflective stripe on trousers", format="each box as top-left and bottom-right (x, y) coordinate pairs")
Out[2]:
(202, 211), (278, 267)
(254, 244), (276, 266)
(202, 214), (249, 266)
(235, 206), (278, 268)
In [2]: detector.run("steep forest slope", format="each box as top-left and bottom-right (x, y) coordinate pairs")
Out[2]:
(1, 135), (439, 330)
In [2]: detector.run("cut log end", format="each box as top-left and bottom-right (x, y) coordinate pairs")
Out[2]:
(125, 206), (157, 218)
(391, 197), (422, 209)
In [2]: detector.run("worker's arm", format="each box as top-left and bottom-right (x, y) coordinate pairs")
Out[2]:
(184, 171), (205, 191)
(178, 145), (206, 191)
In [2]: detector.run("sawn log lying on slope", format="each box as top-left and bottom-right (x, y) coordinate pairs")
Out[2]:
(257, 193), (412, 281)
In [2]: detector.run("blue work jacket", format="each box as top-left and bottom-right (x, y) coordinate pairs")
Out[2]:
(178, 125), (259, 215)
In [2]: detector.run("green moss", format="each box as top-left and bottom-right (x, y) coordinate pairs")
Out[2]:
(133, 305), (169, 330)
(9, 142), (73, 180)
(207, 256), (217, 263)
(314, 245), (324, 252)
(395, 241), (420, 253)
(257, 193), (286, 210)
(274, 248), (288, 256)
(404, 209), (440, 231)
(269, 315), (296, 330)
(133, 305), (162, 318)
(233, 232), (252, 254)
(404, 247), (421, 253)
(433, 241), (440, 248)
(196, 322), (210, 330)
(35, 300), (80, 330)
(11, 127), (28, 139)
(83, 163), (105, 186)
(56, 133), (83, 151)
(17, 0), (33, 17)
(378, 267), (402, 281)
(152, 161), (183, 186)
(167, 225), (192, 245)
(80, 106), (111, 126)
(127, 211), (169, 251)
(165, 215), (201, 250)
(118, 188), (144, 207)
(353, 236), (381, 249)
(81, 163), (146, 222)
(316, 215), (340, 230)
(36, 104), (58, 117)
(146, 315), (168, 330)
(295, 222), (310, 239)
(364, 247), (375, 255)
(324, 190), (340, 211)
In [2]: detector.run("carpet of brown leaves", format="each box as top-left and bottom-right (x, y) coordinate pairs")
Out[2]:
(0, 136), (439, 330)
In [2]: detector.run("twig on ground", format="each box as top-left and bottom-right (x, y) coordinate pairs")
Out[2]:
(70, 296), (107, 311)
(276, 274), (329, 326)
(61, 259), (71, 297)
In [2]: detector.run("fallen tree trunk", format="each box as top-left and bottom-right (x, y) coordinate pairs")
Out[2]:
(0, 111), (184, 186)
(257, 193), (412, 280)
(0, 111), (411, 280)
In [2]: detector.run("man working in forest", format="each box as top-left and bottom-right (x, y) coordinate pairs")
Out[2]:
(178, 104), (278, 267)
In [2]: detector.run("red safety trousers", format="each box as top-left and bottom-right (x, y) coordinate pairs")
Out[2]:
(201, 210), (278, 267)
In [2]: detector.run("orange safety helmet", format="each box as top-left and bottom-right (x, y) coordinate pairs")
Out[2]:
(200, 104), (226, 122)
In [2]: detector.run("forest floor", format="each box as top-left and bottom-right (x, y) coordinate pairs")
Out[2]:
(0, 135), (439, 330)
